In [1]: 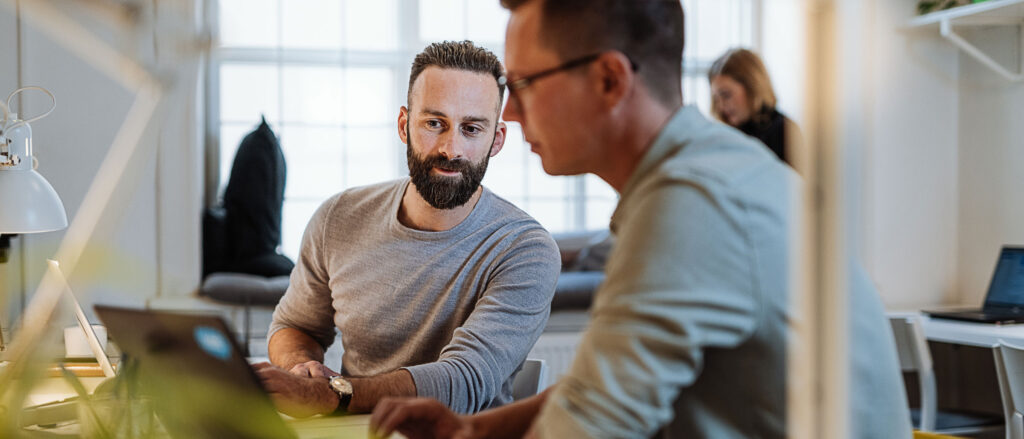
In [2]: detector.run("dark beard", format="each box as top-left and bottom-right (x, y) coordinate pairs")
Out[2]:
(406, 132), (492, 210)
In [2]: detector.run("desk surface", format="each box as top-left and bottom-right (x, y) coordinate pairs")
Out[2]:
(921, 314), (1024, 347)
(290, 415), (378, 439)
(19, 375), (393, 438)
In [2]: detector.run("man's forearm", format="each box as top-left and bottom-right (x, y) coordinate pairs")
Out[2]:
(347, 369), (417, 413)
(268, 328), (326, 370)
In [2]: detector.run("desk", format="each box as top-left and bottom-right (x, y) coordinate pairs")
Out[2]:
(19, 375), (393, 438)
(915, 313), (1013, 416)
(290, 415), (380, 439)
(24, 375), (106, 407)
(922, 315), (1024, 347)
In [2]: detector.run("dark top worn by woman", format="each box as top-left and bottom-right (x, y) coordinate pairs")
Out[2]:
(738, 106), (798, 166)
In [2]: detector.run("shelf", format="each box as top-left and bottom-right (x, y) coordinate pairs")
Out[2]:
(908, 0), (1024, 29)
(905, 0), (1024, 81)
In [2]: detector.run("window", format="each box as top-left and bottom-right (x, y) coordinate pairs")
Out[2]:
(210, 0), (757, 260)
(683, 0), (759, 116)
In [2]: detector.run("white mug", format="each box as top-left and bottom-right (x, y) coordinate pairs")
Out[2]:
(64, 325), (108, 358)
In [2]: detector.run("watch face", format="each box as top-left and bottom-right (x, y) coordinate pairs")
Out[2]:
(330, 376), (353, 395)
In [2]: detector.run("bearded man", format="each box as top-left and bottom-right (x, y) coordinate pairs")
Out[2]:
(253, 40), (561, 418)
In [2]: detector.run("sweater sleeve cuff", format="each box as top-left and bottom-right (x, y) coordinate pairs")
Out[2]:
(402, 363), (448, 403)
(266, 322), (286, 345)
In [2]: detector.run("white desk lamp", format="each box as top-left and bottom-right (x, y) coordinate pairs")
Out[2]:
(0, 87), (114, 379)
(0, 87), (115, 377)
(0, 87), (67, 355)
(0, 87), (66, 233)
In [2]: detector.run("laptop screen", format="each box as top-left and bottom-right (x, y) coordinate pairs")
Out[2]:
(984, 247), (1024, 308)
(94, 305), (297, 439)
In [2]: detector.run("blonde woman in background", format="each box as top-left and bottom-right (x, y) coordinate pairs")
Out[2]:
(709, 48), (808, 176)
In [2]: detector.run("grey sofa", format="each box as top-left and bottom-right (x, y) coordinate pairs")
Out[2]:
(550, 230), (613, 312)
(199, 229), (613, 349)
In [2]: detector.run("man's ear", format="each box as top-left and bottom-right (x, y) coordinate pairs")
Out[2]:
(490, 121), (507, 157)
(593, 51), (635, 110)
(398, 106), (410, 144)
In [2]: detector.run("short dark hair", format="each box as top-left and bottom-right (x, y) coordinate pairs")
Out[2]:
(407, 40), (506, 112)
(501, 0), (684, 107)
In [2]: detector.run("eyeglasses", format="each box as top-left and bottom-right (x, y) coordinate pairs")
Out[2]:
(499, 53), (639, 113)
(499, 53), (640, 91)
(499, 53), (602, 92)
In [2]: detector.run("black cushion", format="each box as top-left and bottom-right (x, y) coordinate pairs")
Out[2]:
(211, 117), (294, 277)
(202, 207), (227, 278)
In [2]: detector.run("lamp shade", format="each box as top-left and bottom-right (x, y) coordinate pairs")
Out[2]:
(0, 168), (68, 233)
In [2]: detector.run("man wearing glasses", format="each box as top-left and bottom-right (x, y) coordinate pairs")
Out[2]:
(252, 40), (560, 418)
(369, 1), (911, 438)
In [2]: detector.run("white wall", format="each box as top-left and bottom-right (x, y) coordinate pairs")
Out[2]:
(760, 0), (964, 309)
(864, 0), (962, 309)
(19, 2), (155, 317)
(0, 2), (21, 337)
(151, 0), (207, 305)
(854, 1), (1024, 309)
(956, 25), (1024, 304)
(0, 1), (204, 326)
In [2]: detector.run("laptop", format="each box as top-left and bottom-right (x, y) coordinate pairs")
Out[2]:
(926, 246), (1024, 325)
(50, 259), (116, 377)
(94, 305), (298, 439)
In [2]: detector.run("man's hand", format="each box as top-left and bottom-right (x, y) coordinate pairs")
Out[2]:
(370, 397), (475, 439)
(288, 360), (339, 378)
(252, 362), (339, 418)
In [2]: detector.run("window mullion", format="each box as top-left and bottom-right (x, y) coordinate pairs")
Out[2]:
(395, 0), (421, 177)
(204, 0), (222, 207)
(573, 176), (586, 231)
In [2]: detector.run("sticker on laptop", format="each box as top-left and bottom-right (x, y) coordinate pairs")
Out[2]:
(194, 326), (232, 361)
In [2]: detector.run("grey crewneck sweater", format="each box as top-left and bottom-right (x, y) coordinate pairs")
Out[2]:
(268, 178), (560, 413)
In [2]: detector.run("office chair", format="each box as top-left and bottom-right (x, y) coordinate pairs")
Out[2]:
(512, 359), (549, 401)
(889, 315), (1003, 435)
(994, 342), (1024, 439)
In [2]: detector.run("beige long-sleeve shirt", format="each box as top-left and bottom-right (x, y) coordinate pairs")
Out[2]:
(534, 106), (911, 438)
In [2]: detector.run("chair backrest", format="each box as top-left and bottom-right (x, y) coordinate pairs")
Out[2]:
(993, 342), (1024, 439)
(512, 359), (549, 401)
(889, 314), (938, 431)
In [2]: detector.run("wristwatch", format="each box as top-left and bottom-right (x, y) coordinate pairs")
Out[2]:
(328, 375), (353, 412)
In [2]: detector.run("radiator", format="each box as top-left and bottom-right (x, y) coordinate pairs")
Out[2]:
(527, 331), (584, 386)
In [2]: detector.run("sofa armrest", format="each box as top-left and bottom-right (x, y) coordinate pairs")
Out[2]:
(551, 271), (604, 312)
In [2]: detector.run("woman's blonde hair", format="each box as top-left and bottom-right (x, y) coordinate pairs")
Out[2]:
(708, 48), (777, 123)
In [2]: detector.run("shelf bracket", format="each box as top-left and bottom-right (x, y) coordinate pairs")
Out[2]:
(940, 18), (1023, 81)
